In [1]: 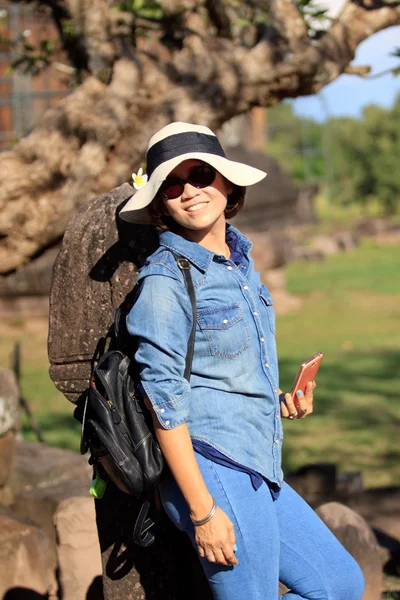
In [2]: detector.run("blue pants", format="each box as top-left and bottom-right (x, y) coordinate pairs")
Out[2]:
(160, 454), (365, 600)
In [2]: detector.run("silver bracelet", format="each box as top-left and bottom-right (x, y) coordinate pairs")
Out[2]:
(191, 498), (217, 526)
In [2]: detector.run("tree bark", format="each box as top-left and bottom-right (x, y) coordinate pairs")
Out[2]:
(1, 0), (399, 273)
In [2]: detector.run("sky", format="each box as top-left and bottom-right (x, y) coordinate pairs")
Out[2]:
(291, 1), (400, 121)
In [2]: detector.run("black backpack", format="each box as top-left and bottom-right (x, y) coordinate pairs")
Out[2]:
(79, 254), (196, 546)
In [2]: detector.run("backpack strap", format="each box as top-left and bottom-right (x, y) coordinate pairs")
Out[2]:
(171, 254), (196, 382)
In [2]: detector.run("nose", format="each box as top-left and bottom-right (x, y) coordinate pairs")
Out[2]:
(181, 182), (200, 200)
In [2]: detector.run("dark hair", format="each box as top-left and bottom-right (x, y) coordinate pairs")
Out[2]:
(148, 183), (246, 232)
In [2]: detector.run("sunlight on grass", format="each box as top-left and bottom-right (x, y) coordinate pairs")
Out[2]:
(278, 242), (400, 487)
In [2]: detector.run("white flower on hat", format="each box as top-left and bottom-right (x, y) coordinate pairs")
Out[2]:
(132, 167), (148, 190)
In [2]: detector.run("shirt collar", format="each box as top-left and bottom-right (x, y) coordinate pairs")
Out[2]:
(158, 223), (252, 273)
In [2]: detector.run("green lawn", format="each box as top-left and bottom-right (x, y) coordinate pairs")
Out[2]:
(1, 239), (399, 488)
(278, 240), (400, 487)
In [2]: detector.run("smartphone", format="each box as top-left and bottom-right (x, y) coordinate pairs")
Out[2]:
(290, 352), (323, 412)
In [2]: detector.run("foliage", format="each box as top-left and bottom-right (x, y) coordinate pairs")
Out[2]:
(267, 94), (400, 215)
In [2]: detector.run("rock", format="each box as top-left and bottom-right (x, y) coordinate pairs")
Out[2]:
(0, 368), (19, 487)
(7, 441), (92, 598)
(346, 487), (400, 543)
(310, 235), (339, 256)
(48, 183), (159, 404)
(291, 245), (324, 262)
(246, 231), (293, 272)
(336, 471), (364, 499)
(316, 502), (384, 600)
(334, 231), (359, 251)
(0, 296), (50, 319)
(0, 245), (60, 298)
(286, 463), (337, 507)
(262, 267), (286, 291)
(0, 505), (50, 598)
(54, 497), (102, 600)
(0, 431), (16, 488)
(0, 367), (19, 437)
(355, 217), (387, 237)
(7, 440), (91, 498)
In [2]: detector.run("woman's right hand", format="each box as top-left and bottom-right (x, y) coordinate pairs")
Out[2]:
(194, 506), (238, 566)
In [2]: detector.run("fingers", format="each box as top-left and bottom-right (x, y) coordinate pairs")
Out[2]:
(295, 390), (308, 415)
(280, 392), (298, 419)
(296, 382), (315, 417)
(222, 546), (238, 566)
(199, 544), (238, 566)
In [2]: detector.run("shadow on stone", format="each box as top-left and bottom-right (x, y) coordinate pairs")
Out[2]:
(2, 589), (48, 600)
(86, 576), (104, 600)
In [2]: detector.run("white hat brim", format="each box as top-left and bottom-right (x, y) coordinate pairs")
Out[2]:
(119, 152), (266, 224)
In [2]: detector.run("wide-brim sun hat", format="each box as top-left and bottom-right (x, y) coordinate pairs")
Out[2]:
(119, 122), (267, 224)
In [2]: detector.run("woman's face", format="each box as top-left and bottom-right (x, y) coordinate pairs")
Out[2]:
(159, 159), (233, 235)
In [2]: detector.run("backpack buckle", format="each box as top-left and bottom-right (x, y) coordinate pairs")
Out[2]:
(177, 258), (191, 270)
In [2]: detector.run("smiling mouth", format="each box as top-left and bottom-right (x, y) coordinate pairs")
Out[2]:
(185, 202), (208, 213)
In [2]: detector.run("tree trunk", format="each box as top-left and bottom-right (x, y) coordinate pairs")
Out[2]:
(1, 1), (399, 273)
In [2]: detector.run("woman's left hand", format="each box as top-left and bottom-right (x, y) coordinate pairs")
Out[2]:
(279, 381), (316, 419)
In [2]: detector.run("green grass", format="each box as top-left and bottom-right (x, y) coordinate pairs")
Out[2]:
(1, 240), (400, 488)
(285, 239), (400, 295)
(278, 241), (400, 487)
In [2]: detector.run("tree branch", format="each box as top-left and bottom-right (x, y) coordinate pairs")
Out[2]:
(1, 0), (400, 272)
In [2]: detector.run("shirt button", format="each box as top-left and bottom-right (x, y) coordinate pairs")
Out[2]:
(265, 362), (269, 368)
(165, 420), (170, 426)
(223, 319), (228, 324)
(227, 266), (233, 270)
(276, 413), (280, 419)
(243, 285), (249, 290)
(275, 440), (280, 445)
(260, 337), (265, 342)
(160, 408), (165, 413)
(253, 311), (258, 316)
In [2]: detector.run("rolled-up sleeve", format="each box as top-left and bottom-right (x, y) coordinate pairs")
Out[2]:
(126, 268), (193, 429)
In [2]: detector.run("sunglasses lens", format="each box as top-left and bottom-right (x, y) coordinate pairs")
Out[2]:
(189, 166), (216, 188)
(161, 180), (184, 200)
(160, 166), (217, 200)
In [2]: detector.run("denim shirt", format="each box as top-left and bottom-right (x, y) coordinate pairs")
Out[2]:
(126, 223), (284, 486)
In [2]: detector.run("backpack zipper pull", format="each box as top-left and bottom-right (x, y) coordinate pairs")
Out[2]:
(107, 400), (121, 424)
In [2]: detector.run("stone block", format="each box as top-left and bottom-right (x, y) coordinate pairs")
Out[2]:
(0, 505), (50, 598)
(286, 463), (337, 507)
(310, 235), (340, 256)
(0, 431), (16, 487)
(54, 496), (102, 600)
(7, 440), (91, 498)
(8, 441), (92, 597)
(317, 502), (384, 600)
(347, 487), (400, 543)
(0, 367), (19, 438)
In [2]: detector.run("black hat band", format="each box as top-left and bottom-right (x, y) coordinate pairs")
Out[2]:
(146, 132), (226, 177)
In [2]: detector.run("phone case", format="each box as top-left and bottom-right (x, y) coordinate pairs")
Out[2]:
(290, 352), (323, 411)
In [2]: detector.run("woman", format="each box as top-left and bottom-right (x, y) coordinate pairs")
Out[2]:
(119, 122), (364, 600)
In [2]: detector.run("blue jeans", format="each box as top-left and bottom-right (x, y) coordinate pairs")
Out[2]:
(160, 454), (365, 600)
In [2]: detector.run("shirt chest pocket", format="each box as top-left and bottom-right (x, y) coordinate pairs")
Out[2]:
(259, 286), (276, 335)
(197, 304), (250, 359)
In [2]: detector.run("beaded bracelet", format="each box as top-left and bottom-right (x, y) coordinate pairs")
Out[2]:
(191, 497), (217, 526)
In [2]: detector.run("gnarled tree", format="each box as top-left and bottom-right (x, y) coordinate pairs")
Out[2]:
(0, 0), (399, 273)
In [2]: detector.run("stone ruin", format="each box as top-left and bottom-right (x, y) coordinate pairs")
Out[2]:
(1, 182), (399, 598)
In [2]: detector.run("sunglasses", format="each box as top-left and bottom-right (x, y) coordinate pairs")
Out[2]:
(159, 165), (217, 201)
